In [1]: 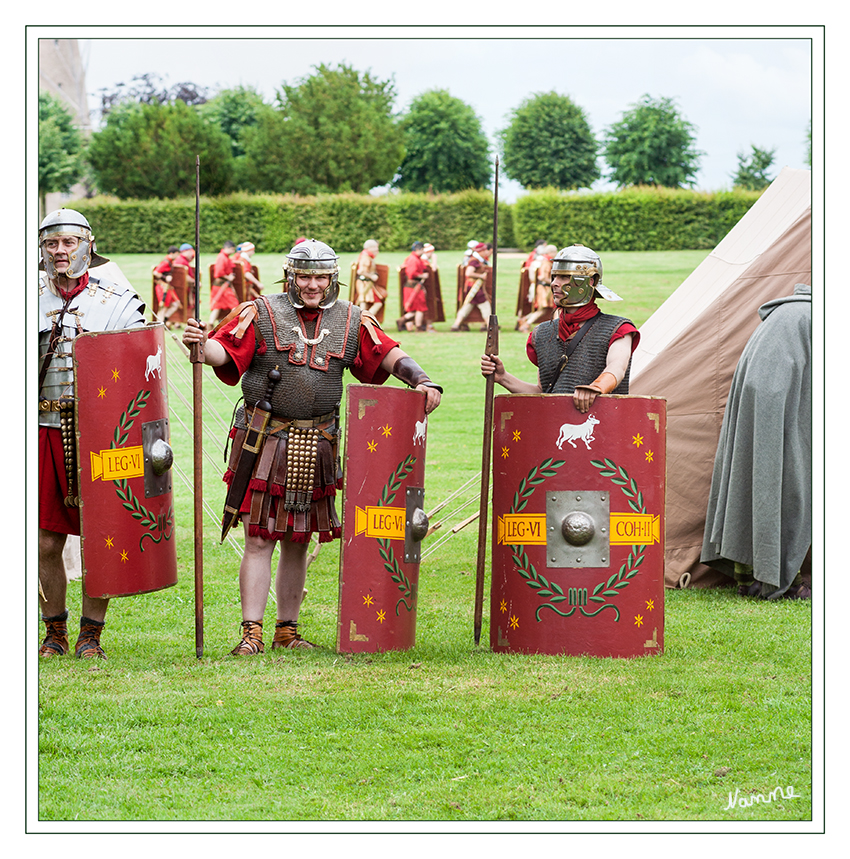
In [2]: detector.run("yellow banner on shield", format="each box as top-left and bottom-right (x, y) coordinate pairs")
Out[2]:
(609, 513), (660, 545)
(355, 505), (406, 540)
(90, 446), (145, 481)
(497, 514), (548, 545)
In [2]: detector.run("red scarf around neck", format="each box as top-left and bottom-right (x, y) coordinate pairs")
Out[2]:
(557, 302), (600, 339)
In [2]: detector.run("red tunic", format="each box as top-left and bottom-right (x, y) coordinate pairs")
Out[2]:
(211, 305), (400, 542)
(154, 257), (179, 306)
(210, 250), (238, 311)
(38, 276), (92, 534)
(403, 253), (429, 313)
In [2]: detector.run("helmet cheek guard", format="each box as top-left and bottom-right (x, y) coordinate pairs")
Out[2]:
(550, 244), (622, 307)
(284, 239), (340, 309)
(555, 273), (597, 308)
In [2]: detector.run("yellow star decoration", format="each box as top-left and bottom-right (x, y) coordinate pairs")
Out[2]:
(632, 433), (644, 447)
(634, 614), (644, 627)
(501, 446), (510, 459)
(97, 386), (107, 399)
(512, 430), (521, 442)
(120, 550), (129, 563)
(380, 424), (392, 437)
(363, 594), (374, 606)
(104, 535), (114, 549)
(500, 599), (507, 613)
(645, 450), (654, 463)
(367, 440), (378, 453)
(509, 615), (519, 630)
(111, 368), (120, 382)
(646, 599), (655, 612)
(376, 609), (386, 624)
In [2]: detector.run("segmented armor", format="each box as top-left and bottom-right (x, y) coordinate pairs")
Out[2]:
(38, 273), (146, 428)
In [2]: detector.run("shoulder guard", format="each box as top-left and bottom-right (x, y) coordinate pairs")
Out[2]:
(360, 309), (385, 346)
(213, 301), (258, 340)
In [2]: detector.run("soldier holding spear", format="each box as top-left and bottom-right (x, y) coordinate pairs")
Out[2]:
(182, 239), (442, 655)
(480, 244), (639, 413)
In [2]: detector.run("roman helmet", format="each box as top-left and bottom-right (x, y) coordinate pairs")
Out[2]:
(284, 238), (340, 309)
(550, 244), (622, 307)
(39, 208), (109, 280)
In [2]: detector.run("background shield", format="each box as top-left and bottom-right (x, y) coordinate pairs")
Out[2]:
(150, 265), (193, 325)
(73, 324), (177, 598)
(490, 394), (666, 657)
(348, 262), (389, 323)
(337, 384), (429, 653)
(455, 265), (492, 326)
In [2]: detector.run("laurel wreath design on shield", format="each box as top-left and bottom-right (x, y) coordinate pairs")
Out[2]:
(376, 454), (418, 615)
(509, 456), (647, 623)
(111, 390), (175, 551)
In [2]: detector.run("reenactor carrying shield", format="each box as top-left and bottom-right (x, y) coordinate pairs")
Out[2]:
(38, 209), (147, 659)
(182, 239), (442, 655)
(481, 244), (639, 411)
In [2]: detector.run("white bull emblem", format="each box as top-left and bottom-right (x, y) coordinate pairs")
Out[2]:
(413, 417), (427, 446)
(145, 344), (163, 381)
(556, 414), (600, 450)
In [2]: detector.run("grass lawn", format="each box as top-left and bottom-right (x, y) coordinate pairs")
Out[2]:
(34, 249), (814, 827)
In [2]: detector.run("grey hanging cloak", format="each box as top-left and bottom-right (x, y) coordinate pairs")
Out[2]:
(700, 283), (812, 597)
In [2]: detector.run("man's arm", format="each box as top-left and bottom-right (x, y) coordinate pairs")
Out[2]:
(181, 318), (233, 367)
(381, 346), (442, 413)
(480, 354), (542, 394)
(572, 333), (633, 413)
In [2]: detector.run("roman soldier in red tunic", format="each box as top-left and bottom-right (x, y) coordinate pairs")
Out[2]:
(182, 239), (442, 655)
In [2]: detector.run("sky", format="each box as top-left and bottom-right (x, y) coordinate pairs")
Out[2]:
(71, 25), (815, 202)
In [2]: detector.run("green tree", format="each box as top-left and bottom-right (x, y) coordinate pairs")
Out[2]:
(393, 89), (490, 193)
(603, 95), (703, 188)
(38, 91), (84, 215)
(198, 86), (267, 160)
(198, 86), (268, 190)
(732, 144), (776, 191)
(86, 100), (233, 198)
(242, 63), (404, 195)
(498, 92), (599, 190)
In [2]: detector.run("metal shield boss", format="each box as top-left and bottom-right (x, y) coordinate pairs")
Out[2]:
(73, 325), (178, 598)
(490, 394), (666, 657)
(337, 385), (430, 653)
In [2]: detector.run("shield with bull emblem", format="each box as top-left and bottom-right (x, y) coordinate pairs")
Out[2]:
(337, 384), (430, 653)
(490, 393), (666, 657)
(73, 324), (178, 598)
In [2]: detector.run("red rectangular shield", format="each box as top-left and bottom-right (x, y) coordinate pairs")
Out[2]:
(337, 384), (429, 653)
(490, 394), (666, 657)
(73, 325), (178, 598)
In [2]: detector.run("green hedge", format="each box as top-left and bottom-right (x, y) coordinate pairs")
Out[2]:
(512, 186), (762, 251)
(71, 189), (513, 255)
(70, 186), (759, 255)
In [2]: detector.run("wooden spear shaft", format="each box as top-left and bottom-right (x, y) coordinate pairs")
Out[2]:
(473, 157), (499, 645)
(190, 155), (205, 659)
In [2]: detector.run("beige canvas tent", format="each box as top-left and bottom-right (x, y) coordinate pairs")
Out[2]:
(629, 167), (812, 588)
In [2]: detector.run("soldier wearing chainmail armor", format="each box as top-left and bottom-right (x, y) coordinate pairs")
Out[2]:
(182, 239), (442, 656)
(38, 209), (146, 659)
(481, 244), (639, 413)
